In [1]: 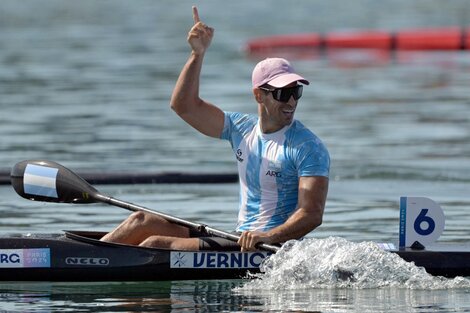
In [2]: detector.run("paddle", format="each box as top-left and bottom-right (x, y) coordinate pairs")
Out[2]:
(10, 160), (280, 253)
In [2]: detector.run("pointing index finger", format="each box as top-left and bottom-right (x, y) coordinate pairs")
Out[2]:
(192, 6), (200, 24)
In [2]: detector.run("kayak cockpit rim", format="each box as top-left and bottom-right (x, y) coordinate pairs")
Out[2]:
(63, 230), (244, 252)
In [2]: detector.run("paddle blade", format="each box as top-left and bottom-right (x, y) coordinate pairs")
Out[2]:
(11, 160), (99, 203)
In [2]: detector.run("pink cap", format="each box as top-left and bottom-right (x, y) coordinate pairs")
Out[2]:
(252, 58), (309, 88)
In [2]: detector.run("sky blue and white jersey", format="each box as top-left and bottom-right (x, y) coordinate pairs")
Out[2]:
(220, 111), (330, 232)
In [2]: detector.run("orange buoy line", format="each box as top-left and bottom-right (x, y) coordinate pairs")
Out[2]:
(246, 27), (470, 53)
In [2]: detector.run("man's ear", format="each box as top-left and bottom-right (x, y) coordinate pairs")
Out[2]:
(253, 88), (264, 103)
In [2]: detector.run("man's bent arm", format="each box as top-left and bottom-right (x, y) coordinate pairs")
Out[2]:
(238, 176), (329, 250)
(268, 176), (328, 241)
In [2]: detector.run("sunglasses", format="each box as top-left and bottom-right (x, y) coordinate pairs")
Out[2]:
(259, 85), (303, 102)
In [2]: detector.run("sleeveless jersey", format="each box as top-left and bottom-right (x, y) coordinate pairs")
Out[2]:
(220, 111), (330, 232)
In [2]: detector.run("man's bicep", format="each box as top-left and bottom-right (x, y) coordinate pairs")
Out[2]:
(178, 100), (225, 138)
(298, 176), (329, 216)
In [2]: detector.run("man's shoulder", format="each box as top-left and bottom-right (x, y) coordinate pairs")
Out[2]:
(286, 121), (328, 152)
(225, 111), (257, 123)
(222, 111), (258, 140)
(225, 111), (258, 130)
(288, 120), (320, 141)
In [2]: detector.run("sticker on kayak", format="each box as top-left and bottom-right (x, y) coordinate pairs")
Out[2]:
(0, 248), (51, 268)
(376, 243), (396, 251)
(23, 164), (59, 198)
(170, 251), (270, 269)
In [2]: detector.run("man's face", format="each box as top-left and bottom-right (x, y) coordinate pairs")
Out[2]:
(259, 82), (300, 132)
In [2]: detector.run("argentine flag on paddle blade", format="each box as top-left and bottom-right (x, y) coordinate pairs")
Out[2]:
(23, 164), (59, 198)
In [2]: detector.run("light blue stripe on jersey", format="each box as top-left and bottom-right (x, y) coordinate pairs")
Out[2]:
(242, 135), (262, 230)
(23, 164), (59, 198)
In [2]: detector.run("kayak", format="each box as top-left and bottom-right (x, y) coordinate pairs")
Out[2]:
(0, 230), (468, 282)
(0, 230), (272, 282)
(0, 231), (272, 282)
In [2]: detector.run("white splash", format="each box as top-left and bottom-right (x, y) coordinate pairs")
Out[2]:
(238, 237), (470, 290)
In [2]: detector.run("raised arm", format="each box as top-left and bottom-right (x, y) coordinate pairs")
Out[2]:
(170, 6), (225, 138)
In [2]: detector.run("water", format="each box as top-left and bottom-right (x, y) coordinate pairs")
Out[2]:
(240, 238), (470, 290)
(0, 0), (470, 311)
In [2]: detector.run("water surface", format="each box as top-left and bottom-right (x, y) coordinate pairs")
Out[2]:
(0, 0), (469, 311)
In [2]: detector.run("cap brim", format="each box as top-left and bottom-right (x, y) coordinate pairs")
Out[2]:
(267, 73), (310, 88)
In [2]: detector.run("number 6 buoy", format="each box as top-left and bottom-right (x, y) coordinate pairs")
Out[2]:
(399, 197), (445, 248)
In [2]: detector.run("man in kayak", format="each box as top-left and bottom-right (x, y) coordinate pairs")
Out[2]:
(101, 7), (329, 251)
